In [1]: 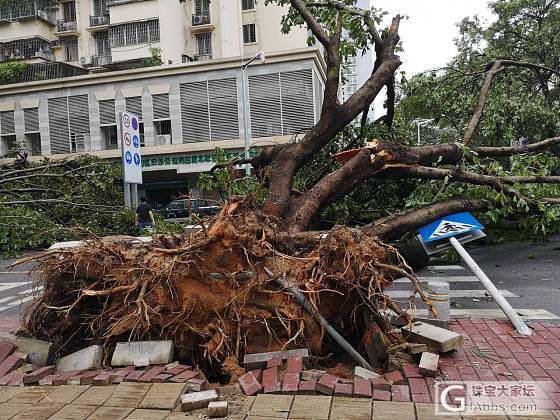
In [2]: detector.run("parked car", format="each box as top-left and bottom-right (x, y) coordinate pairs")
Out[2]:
(157, 199), (221, 219)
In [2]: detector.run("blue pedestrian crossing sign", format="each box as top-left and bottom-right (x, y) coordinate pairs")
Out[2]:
(419, 212), (484, 243)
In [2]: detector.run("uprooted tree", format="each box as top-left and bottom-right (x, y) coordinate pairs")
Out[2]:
(23, 0), (560, 378)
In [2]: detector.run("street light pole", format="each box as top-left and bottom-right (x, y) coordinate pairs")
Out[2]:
(241, 51), (265, 176)
(411, 118), (435, 145)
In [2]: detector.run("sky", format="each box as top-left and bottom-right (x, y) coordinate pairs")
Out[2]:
(370, 0), (496, 116)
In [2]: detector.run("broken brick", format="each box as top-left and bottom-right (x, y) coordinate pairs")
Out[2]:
(266, 359), (282, 369)
(286, 357), (303, 374)
(237, 371), (262, 396)
(334, 382), (353, 397)
(169, 369), (198, 383)
(186, 377), (209, 392)
(0, 342), (16, 365)
(38, 374), (59, 386)
(392, 385), (411, 402)
(353, 378), (372, 398)
(53, 369), (82, 385)
(262, 367), (280, 393)
(138, 366), (165, 382)
(281, 372), (300, 394)
(371, 377), (391, 391)
(23, 365), (54, 384)
(384, 370), (405, 385)
(110, 366), (135, 383)
(316, 373), (338, 395)
(299, 379), (317, 395)
(0, 354), (24, 378)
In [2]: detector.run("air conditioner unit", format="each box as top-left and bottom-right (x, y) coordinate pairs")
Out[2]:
(37, 10), (48, 20)
(156, 135), (171, 146)
(80, 56), (91, 65)
(192, 15), (208, 25)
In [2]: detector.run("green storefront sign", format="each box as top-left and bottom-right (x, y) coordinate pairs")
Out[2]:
(141, 150), (258, 168)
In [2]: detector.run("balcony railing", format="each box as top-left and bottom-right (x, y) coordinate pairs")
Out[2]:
(0, 0), (56, 25)
(192, 14), (210, 26)
(0, 37), (54, 63)
(89, 55), (112, 67)
(0, 62), (89, 85)
(90, 15), (109, 27)
(194, 53), (212, 62)
(57, 20), (78, 33)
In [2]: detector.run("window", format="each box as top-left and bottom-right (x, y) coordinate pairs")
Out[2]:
(194, 0), (210, 16)
(241, 0), (255, 10)
(101, 125), (118, 149)
(62, 38), (78, 62)
(48, 95), (90, 154)
(243, 24), (256, 44)
(94, 34), (110, 56)
(93, 0), (108, 16)
(63, 1), (76, 21)
(109, 19), (160, 48)
(195, 32), (212, 57)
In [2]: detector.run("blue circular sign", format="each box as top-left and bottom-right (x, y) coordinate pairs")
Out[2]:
(132, 135), (140, 148)
(132, 117), (138, 130)
(125, 151), (132, 164)
(134, 153), (141, 166)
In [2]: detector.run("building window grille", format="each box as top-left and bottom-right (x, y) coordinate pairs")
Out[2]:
(195, 32), (212, 58)
(243, 24), (256, 44)
(0, 0), (55, 22)
(63, 1), (76, 22)
(93, 0), (108, 16)
(62, 38), (78, 62)
(0, 37), (54, 62)
(109, 19), (160, 48)
(24, 108), (40, 133)
(47, 95), (90, 155)
(194, 0), (210, 16)
(94, 34), (110, 56)
(0, 111), (15, 135)
(241, 0), (255, 10)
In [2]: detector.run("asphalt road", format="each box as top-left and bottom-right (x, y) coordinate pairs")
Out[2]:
(1, 236), (559, 322)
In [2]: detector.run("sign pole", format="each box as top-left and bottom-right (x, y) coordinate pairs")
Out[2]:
(123, 181), (131, 208)
(448, 236), (533, 336)
(131, 183), (138, 208)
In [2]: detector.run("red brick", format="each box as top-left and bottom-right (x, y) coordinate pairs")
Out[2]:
(549, 353), (560, 364)
(110, 366), (135, 383)
(535, 357), (557, 370)
(249, 369), (262, 382)
(266, 359), (282, 369)
(391, 385), (411, 402)
(373, 389), (391, 401)
(492, 346), (514, 358)
(138, 366), (165, 383)
(513, 352), (534, 364)
(0, 354), (24, 378)
(502, 358), (523, 370)
(151, 373), (173, 383)
(238, 371), (262, 396)
(185, 377), (208, 391)
(412, 393), (431, 403)
(69, 370), (103, 385)
(23, 365), (54, 384)
(286, 357), (303, 374)
(0, 370), (20, 386)
(440, 366), (460, 380)
(334, 382), (353, 397)
(164, 364), (190, 375)
(52, 370), (82, 386)
(316, 373), (338, 395)
(90, 371), (111, 385)
(516, 338), (536, 348)
(402, 365), (421, 378)
(353, 378), (372, 398)
(299, 379), (317, 395)
(0, 342), (15, 365)
(282, 372), (299, 395)
(262, 367), (280, 393)
(408, 377), (428, 394)
(527, 347), (547, 358)
(536, 343), (557, 353)
(525, 363), (548, 378)
(38, 374), (59, 386)
(477, 368), (496, 381)
(125, 370), (146, 382)
(384, 370), (405, 385)
(506, 342), (525, 352)
(548, 369), (560, 383)
(169, 369), (197, 383)
(371, 377), (391, 391)
(511, 369), (532, 381)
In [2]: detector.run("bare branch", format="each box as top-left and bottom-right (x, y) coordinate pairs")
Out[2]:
(473, 136), (560, 157)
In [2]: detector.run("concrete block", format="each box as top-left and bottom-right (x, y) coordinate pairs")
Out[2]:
(207, 400), (228, 417)
(139, 382), (186, 410)
(180, 389), (218, 411)
(111, 341), (174, 367)
(217, 383), (242, 396)
(185, 377), (208, 392)
(419, 352), (439, 377)
(301, 369), (324, 381)
(402, 321), (463, 353)
(17, 363), (33, 374)
(243, 348), (309, 370)
(406, 342), (428, 354)
(23, 365), (54, 384)
(56, 345), (102, 373)
(0, 333), (52, 367)
(353, 366), (381, 380)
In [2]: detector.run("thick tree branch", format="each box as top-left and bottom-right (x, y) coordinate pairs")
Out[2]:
(473, 136), (560, 157)
(290, 0), (330, 47)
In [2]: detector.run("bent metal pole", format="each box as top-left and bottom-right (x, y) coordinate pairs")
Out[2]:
(448, 236), (533, 336)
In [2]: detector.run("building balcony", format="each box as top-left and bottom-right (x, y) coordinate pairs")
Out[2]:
(89, 15), (109, 30)
(190, 15), (215, 33)
(84, 55), (112, 68)
(0, 1), (56, 26)
(56, 20), (79, 37)
(0, 37), (54, 63)
(194, 53), (212, 62)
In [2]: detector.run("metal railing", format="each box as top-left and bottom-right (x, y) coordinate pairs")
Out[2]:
(0, 37), (54, 63)
(57, 20), (77, 32)
(3, 62), (88, 85)
(194, 53), (212, 62)
(89, 15), (109, 27)
(192, 14), (211, 26)
(0, 0), (55, 24)
(89, 55), (112, 67)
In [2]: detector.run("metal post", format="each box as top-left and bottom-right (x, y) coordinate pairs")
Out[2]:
(131, 184), (138, 208)
(417, 123), (421, 145)
(241, 65), (251, 176)
(448, 236), (533, 336)
(123, 181), (131, 208)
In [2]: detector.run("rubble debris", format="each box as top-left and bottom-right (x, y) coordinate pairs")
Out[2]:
(299, 379), (317, 395)
(207, 400), (228, 418)
(17, 363), (33, 374)
(353, 366), (381, 380)
(185, 377), (208, 392)
(180, 389), (218, 411)
(243, 349), (309, 371)
(217, 383), (242, 396)
(301, 369), (324, 381)
(23, 365), (54, 384)
(0, 342), (16, 364)
(384, 370), (406, 385)
(363, 327), (390, 369)
(286, 356), (303, 373)
(262, 367), (280, 393)
(0, 333), (52, 367)
(55, 345), (102, 373)
(371, 377), (391, 391)
(282, 372), (300, 394)
(402, 322), (463, 353)
(111, 341), (174, 367)
(0, 353), (25, 378)
(68, 370), (102, 385)
(237, 371), (262, 396)
(353, 378), (372, 398)
(418, 352), (439, 377)
(406, 343), (427, 354)
(316, 372), (338, 395)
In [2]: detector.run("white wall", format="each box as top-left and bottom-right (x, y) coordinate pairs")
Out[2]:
(109, 0), (159, 24)
(158, 0), (187, 64)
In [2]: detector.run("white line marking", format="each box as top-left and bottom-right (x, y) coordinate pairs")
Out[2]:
(386, 289), (518, 299)
(406, 308), (560, 320)
(0, 296), (35, 313)
(394, 276), (480, 283)
(0, 282), (30, 292)
(0, 295), (17, 305)
(426, 265), (465, 271)
(0, 271), (32, 274)
(17, 286), (43, 295)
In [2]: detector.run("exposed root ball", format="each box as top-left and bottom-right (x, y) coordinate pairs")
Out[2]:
(23, 199), (423, 376)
